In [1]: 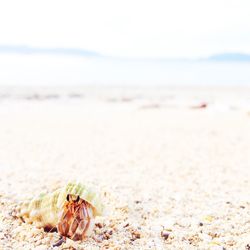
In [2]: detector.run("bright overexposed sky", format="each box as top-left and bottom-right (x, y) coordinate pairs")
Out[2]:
(0, 0), (250, 59)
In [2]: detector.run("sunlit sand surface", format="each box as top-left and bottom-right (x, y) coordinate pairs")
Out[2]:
(0, 86), (250, 249)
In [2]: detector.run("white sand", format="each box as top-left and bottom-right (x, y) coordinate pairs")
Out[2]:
(0, 86), (250, 249)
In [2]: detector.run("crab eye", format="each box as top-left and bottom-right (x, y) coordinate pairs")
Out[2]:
(75, 195), (80, 202)
(66, 194), (70, 201)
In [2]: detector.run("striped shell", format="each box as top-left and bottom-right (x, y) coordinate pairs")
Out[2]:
(17, 182), (103, 236)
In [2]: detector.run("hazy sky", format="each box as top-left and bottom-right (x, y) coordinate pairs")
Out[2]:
(0, 0), (250, 59)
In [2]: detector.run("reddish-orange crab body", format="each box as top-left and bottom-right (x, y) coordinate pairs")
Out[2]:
(57, 194), (95, 240)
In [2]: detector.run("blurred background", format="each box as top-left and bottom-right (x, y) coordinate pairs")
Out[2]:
(0, 0), (250, 87)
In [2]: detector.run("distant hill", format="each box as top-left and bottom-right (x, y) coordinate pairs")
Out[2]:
(207, 53), (250, 61)
(0, 45), (100, 57)
(1, 45), (250, 62)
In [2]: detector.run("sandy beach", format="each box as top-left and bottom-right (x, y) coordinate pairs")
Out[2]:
(0, 86), (249, 250)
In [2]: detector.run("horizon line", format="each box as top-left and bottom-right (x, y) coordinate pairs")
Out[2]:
(0, 45), (250, 62)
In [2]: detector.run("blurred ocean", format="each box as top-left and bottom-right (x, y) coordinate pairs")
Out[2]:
(0, 54), (250, 86)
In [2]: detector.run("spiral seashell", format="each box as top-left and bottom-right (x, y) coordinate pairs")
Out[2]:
(16, 182), (103, 240)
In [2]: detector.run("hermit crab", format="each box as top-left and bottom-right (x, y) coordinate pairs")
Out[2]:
(16, 182), (103, 245)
